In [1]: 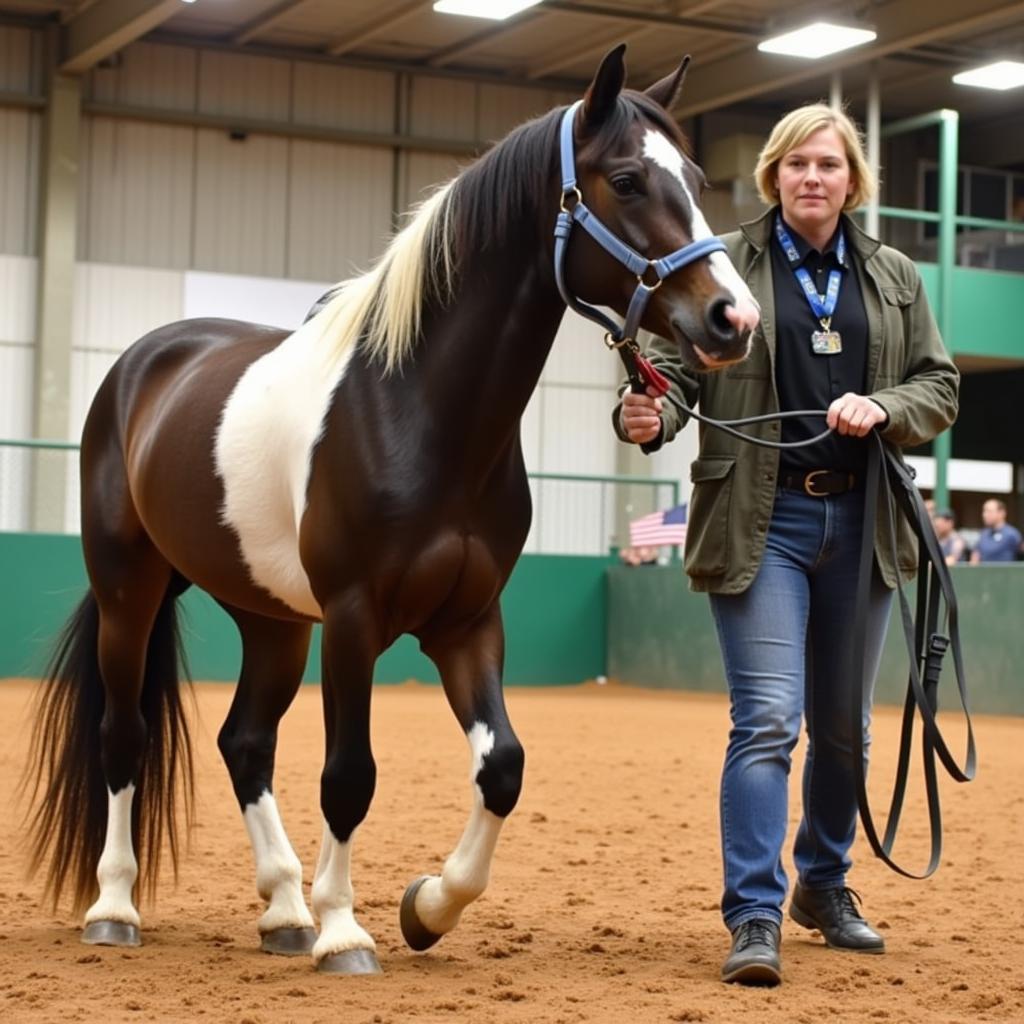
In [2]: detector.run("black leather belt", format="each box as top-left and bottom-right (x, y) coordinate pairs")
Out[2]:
(780, 469), (857, 496)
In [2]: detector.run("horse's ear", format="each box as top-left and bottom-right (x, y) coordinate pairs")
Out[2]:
(644, 55), (691, 112)
(583, 44), (627, 128)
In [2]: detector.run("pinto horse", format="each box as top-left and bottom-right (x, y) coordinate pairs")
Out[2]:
(26, 45), (758, 974)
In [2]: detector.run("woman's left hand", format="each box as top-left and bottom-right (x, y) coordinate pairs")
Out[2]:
(827, 393), (889, 437)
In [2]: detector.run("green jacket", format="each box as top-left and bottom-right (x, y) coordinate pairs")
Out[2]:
(613, 207), (959, 593)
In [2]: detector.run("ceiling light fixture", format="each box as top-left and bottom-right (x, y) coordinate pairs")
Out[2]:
(758, 21), (876, 60)
(433, 0), (543, 20)
(952, 60), (1024, 90)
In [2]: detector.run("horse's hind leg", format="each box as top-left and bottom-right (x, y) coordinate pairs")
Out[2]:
(216, 605), (316, 955)
(83, 538), (179, 946)
(401, 604), (524, 950)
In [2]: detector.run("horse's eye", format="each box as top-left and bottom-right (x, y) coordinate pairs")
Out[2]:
(611, 175), (639, 196)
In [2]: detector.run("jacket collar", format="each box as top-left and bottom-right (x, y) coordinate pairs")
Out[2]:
(740, 205), (882, 262)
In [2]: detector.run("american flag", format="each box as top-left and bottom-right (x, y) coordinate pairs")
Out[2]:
(629, 503), (688, 547)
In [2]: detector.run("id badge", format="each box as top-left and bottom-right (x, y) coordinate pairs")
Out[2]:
(811, 330), (842, 355)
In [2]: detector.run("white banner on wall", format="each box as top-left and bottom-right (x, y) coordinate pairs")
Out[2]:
(183, 271), (332, 330)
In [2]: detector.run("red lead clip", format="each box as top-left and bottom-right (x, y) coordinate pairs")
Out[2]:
(635, 353), (671, 397)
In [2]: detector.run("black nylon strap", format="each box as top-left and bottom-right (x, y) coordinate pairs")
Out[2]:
(849, 435), (976, 879)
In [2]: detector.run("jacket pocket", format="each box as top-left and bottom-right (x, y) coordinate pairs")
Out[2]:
(684, 456), (736, 578)
(881, 285), (914, 307)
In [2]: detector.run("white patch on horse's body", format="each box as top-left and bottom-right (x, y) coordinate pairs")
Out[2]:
(311, 824), (376, 964)
(84, 784), (140, 927)
(412, 721), (504, 936)
(215, 320), (356, 618)
(642, 128), (759, 317)
(243, 791), (315, 933)
(214, 182), (458, 616)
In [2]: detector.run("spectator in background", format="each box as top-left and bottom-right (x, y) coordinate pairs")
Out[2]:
(932, 508), (966, 566)
(971, 499), (1022, 563)
(619, 545), (659, 567)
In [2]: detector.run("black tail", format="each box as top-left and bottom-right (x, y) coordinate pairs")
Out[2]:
(23, 589), (195, 914)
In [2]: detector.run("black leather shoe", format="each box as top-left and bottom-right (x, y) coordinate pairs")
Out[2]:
(789, 884), (885, 953)
(721, 918), (782, 985)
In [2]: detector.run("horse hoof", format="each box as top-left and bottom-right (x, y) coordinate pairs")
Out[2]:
(400, 875), (443, 952)
(261, 926), (318, 956)
(317, 948), (382, 975)
(81, 921), (142, 947)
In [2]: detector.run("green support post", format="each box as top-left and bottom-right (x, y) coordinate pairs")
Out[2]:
(934, 110), (959, 509)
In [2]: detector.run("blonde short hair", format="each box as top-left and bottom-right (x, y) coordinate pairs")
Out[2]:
(754, 104), (877, 212)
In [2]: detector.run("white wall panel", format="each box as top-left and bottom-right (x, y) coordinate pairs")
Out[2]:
(408, 78), (478, 141)
(72, 263), (183, 355)
(292, 64), (395, 133)
(69, 349), (121, 443)
(184, 270), (328, 329)
(287, 142), (393, 281)
(0, 26), (37, 92)
(543, 309), (621, 389)
(88, 42), (198, 110)
(193, 130), (288, 277)
(400, 152), (464, 211)
(0, 344), (34, 530)
(0, 343), (33, 439)
(538, 385), (618, 474)
(198, 51), (291, 122)
(477, 84), (554, 141)
(0, 254), (37, 342)
(0, 109), (39, 256)
(79, 118), (194, 267)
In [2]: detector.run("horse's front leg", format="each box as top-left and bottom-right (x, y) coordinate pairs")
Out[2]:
(217, 607), (316, 955)
(310, 594), (382, 975)
(401, 603), (524, 949)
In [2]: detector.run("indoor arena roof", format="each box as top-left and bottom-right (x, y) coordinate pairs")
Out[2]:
(3, 0), (1024, 125)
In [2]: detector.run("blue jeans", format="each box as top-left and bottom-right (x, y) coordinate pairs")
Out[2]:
(709, 487), (893, 931)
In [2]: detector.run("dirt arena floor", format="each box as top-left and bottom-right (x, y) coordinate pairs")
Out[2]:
(1, 678), (1021, 1024)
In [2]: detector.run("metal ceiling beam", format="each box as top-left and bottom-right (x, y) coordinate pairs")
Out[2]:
(60, 0), (181, 73)
(677, 0), (1024, 117)
(541, 0), (761, 39)
(325, 0), (427, 57)
(231, 0), (318, 46)
(528, 24), (654, 80)
(427, 11), (543, 68)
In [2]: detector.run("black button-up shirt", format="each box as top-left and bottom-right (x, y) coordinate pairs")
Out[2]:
(770, 215), (870, 477)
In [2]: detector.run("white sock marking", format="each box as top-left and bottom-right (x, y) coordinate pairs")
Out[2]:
(84, 784), (140, 928)
(243, 791), (314, 933)
(413, 721), (504, 936)
(311, 822), (376, 963)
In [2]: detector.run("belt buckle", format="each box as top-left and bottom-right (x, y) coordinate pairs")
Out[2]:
(804, 469), (829, 497)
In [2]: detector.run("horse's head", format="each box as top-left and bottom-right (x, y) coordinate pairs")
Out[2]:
(562, 45), (759, 371)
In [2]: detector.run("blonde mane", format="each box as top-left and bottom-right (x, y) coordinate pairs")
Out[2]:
(305, 181), (457, 373)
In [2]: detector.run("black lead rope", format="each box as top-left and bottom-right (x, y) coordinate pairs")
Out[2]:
(622, 343), (977, 878)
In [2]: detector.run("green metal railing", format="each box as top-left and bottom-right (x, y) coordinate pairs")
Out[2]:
(0, 440), (681, 558)
(869, 110), (1024, 506)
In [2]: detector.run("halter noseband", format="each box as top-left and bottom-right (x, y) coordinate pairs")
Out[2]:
(552, 99), (727, 351)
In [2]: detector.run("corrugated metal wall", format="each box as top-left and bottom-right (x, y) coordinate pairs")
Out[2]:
(0, 35), (641, 551)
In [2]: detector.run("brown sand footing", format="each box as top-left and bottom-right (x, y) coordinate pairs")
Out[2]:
(2, 679), (1021, 1024)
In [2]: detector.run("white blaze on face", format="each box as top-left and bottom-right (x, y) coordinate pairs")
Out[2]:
(641, 128), (760, 321)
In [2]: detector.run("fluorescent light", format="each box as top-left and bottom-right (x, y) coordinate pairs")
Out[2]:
(953, 61), (1024, 91)
(433, 0), (542, 19)
(758, 21), (876, 60)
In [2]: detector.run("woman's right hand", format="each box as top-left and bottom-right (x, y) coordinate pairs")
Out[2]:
(620, 387), (664, 444)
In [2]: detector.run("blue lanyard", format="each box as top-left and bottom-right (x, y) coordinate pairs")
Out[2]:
(774, 216), (846, 323)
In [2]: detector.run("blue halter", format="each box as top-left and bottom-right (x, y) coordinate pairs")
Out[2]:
(553, 99), (727, 348)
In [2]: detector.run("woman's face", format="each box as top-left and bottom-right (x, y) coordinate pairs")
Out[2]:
(774, 126), (855, 238)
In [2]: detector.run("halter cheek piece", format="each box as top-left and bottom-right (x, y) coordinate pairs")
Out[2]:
(552, 99), (727, 386)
